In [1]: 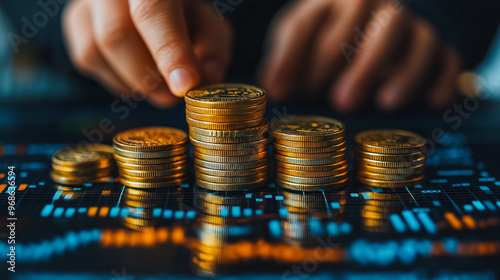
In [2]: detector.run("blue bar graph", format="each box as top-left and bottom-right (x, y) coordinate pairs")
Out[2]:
(402, 210), (421, 232)
(152, 208), (162, 217)
(483, 200), (496, 210)
(41, 205), (54, 217)
(331, 202), (340, 209)
(65, 208), (75, 218)
(472, 200), (485, 211)
(390, 214), (406, 233)
(418, 212), (437, 234)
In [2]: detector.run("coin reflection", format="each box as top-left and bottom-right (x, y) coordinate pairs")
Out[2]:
(191, 186), (259, 276)
(281, 189), (346, 247)
(360, 188), (403, 233)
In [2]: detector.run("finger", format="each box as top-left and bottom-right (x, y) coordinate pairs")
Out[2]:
(330, 7), (408, 112)
(88, 0), (174, 102)
(427, 46), (462, 109)
(63, 0), (129, 94)
(190, 0), (233, 84)
(128, 0), (201, 97)
(304, 0), (372, 92)
(376, 19), (439, 111)
(260, 0), (332, 101)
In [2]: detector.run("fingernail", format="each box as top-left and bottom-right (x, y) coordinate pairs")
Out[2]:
(203, 60), (225, 83)
(169, 68), (196, 97)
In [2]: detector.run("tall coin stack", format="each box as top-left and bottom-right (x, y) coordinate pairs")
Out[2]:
(355, 129), (426, 188)
(51, 144), (116, 185)
(113, 127), (189, 189)
(185, 84), (269, 191)
(272, 116), (349, 191)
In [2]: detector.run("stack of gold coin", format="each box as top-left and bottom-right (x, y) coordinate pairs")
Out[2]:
(113, 127), (189, 189)
(271, 116), (349, 191)
(355, 129), (426, 187)
(185, 84), (269, 191)
(51, 144), (116, 185)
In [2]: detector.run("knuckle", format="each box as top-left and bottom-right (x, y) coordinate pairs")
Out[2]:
(96, 19), (132, 49)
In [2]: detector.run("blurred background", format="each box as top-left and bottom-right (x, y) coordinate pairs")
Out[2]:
(0, 0), (498, 105)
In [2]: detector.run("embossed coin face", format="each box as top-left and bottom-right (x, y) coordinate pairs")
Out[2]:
(272, 116), (345, 141)
(52, 144), (114, 167)
(355, 129), (426, 154)
(185, 84), (266, 108)
(113, 127), (188, 152)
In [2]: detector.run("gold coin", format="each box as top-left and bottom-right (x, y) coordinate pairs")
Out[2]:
(355, 149), (424, 162)
(194, 157), (268, 170)
(196, 172), (267, 184)
(358, 175), (424, 187)
(193, 146), (267, 157)
(121, 172), (186, 183)
(194, 150), (268, 163)
(50, 172), (113, 185)
(51, 161), (114, 172)
(271, 116), (345, 142)
(119, 166), (187, 178)
(185, 83), (266, 109)
(113, 127), (188, 152)
(195, 177), (267, 191)
(359, 170), (424, 181)
(354, 129), (426, 154)
(277, 171), (348, 185)
(189, 131), (265, 144)
(52, 166), (114, 177)
(120, 177), (186, 188)
(195, 164), (268, 177)
(187, 116), (263, 130)
(275, 147), (346, 159)
(275, 153), (346, 165)
(274, 137), (344, 148)
(52, 144), (114, 169)
(186, 108), (265, 122)
(113, 145), (188, 159)
(357, 164), (425, 175)
(186, 101), (266, 115)
(358, 157), (425, 168)
(190, 121), (268, 138)
(276, 160), (348, 172)
(114, 153), (188, 165)
(190, 137), (269, 150)
(273, 141), (346, 154)
(276, 177), (348, 192)
(277, 164), (348, 177)
(116, 160), (188, 171)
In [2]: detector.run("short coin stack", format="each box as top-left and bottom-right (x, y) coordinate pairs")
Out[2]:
(51, 144), (115, 185)
(355, 129), (426, 187)
(272, 116), (349, 191)
(113, 127), (189, 189)
(185, 84), (269, 191)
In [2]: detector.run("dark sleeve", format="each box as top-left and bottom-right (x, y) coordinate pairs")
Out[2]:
(401, 0), (500, 68)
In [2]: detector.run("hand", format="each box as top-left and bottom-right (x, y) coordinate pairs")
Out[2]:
(260, 0), (462, 112)
(63, 0), (233, 107)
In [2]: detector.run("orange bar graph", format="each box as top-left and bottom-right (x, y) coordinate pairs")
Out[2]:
(99, 207), (109, 217)
(18, 184), (28, 191)
(444, 212), (463, 230)
(88, 207), (98, 217)
(0, 173), (5, 179)
(101, 190), (111, 196)
(462, 215), (477, 229)
(0, 184), (7, 193)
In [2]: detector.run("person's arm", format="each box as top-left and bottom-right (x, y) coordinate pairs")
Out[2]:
(401, 0), (500, 68)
